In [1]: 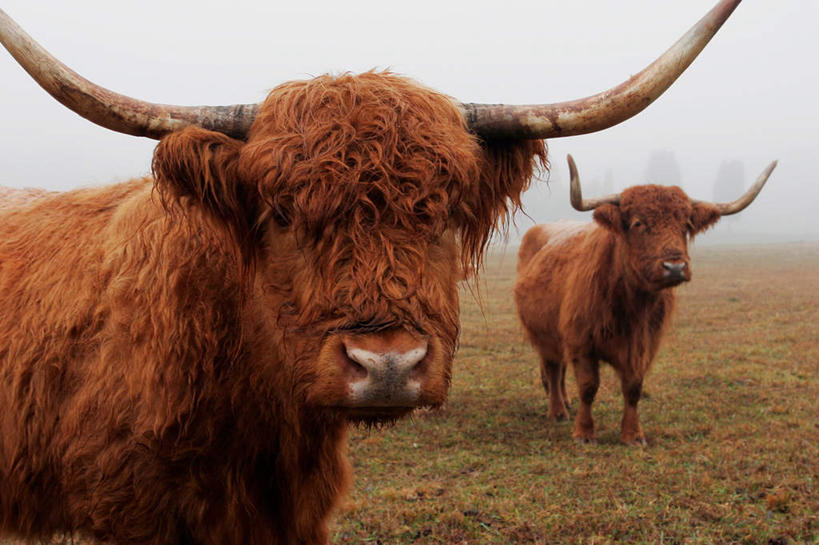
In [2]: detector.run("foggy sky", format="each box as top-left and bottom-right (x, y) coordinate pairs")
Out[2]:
(1, 0), (817, 243)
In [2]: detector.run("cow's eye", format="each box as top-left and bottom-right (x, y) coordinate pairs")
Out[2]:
(630, 219), (644, 230)
(271, 206), (292, 228)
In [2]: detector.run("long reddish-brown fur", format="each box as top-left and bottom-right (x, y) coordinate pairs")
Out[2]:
(0, 72), (546, 545)
(515, 185), (719, 445)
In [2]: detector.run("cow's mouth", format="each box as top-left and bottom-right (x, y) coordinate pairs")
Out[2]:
(343, 406), (415, 425)
(655, 275), (688, 289)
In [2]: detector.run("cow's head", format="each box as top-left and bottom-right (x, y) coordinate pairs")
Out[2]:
(0, 0), (744, 420)
(568, 155), (777, 292)
(151, 73), (545, 421)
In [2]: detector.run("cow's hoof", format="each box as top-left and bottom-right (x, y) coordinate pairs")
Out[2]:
(574, 436), (597, 446)
(622, 436), (648, 447)
(550, 412), (569, 422)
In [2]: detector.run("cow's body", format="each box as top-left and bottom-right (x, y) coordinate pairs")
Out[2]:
(0, 73), (544, 545)
(1, 180), (343, 544)
(516, 219), (675, 444)
(0, 187), (51, 211)
(515, 185), (725, 445)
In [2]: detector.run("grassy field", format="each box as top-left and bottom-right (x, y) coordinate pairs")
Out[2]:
(334, 243), (819, 545)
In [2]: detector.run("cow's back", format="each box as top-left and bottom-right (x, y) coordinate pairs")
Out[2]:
(0, 186), (54, 214)
(514, 221), (595, 358)
(517, 221), (592, 270)
(517, 224), (549, 274)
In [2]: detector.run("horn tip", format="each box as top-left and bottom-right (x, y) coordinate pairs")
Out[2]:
(761, 160), (778, 179)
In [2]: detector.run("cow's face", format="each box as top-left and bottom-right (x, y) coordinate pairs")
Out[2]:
(253, 223), (461, 424)
(593, 185), (720, 292)
(151, 72), (545, 423)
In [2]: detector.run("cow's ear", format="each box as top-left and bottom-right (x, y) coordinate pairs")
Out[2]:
(152, 127), (260, 253)
(689, 202), (721, 235)
(593, 203), (623, 233)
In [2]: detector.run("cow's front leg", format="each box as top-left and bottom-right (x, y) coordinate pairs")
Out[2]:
(540, 358), (569, 421)
(570, 355), (599, 444)
(620, 377), (646, 446)
(560, 362), (570, 412)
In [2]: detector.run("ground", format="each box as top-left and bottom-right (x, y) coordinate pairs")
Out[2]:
(334, 243), (818, 545)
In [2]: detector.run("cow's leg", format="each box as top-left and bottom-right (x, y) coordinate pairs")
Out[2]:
(538, 360), (550, 395)
(560, 362), (570, 411)
(620, 377), (647, 446)
(541, 359), (568, 421)
(571, 356), (599, 444)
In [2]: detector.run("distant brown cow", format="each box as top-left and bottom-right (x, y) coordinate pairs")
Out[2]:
(515, 155), (776, 445)
(1, 2), (742, 544)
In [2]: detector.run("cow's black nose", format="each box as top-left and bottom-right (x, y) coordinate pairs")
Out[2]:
(662, 261), (686, 278)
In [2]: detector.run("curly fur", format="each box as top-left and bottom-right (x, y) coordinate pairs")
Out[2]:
(0, 71), (545, 545)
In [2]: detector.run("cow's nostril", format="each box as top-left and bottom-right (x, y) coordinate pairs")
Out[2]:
(342, 354), (368, 380)
(662, 261), (686, 272)
(345, 347), (377, 371)
(345, 342), (427, 373)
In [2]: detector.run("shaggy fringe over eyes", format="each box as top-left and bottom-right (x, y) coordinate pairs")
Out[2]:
(240, 71), (547, 280)
(151, 72), (546, 332)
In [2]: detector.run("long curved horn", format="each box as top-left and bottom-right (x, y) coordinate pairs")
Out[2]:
(463, 0), (742, 139)
(693, 161), (778, 215)
(2, 1), (741, 142)
(0, 8), (258, 140)
(568, 155), (620, 211)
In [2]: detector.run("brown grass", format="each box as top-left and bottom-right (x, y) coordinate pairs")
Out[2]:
(334, 243), (819, 545)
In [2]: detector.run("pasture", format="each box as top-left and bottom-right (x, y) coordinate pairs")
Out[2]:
(334, 243), (818, 544)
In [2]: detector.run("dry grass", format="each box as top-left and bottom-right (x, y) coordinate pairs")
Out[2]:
(334, 243), (819, 545)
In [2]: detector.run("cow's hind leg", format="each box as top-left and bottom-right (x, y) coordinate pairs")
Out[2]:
(570, 355), (599, 444)
(540, 359), (568, 421)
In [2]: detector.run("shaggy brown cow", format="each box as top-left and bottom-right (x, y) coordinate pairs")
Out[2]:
(515, 155), (776, 445)
(0, 2), (742, 544)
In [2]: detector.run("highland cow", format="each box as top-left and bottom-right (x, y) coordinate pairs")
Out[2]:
(515, 156), (776, 445)
(1, 2), (742, 544)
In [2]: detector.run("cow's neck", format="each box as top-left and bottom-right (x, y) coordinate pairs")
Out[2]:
(605, 232), (674, 330)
